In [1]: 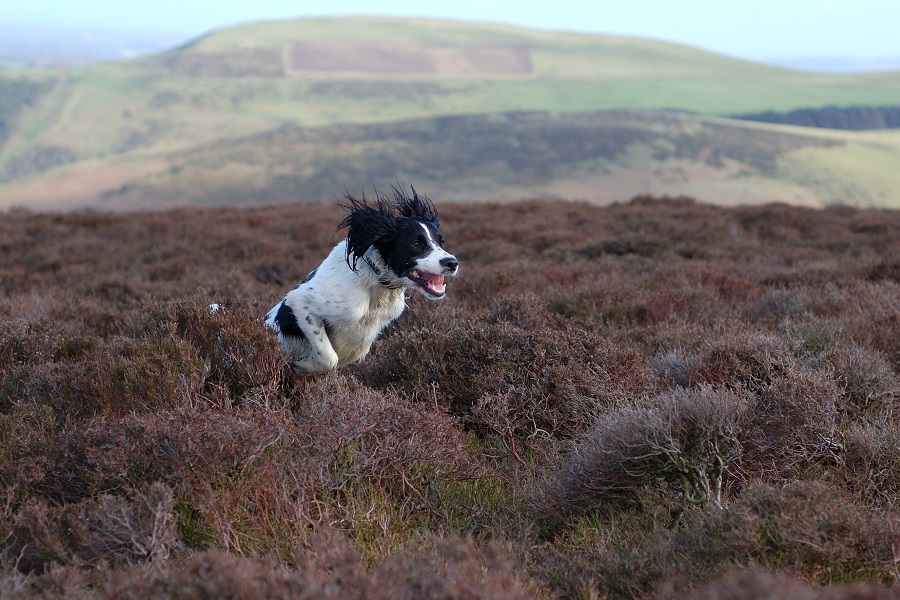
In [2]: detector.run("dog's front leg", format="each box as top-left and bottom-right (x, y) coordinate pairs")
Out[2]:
(292, 314), (339, 373)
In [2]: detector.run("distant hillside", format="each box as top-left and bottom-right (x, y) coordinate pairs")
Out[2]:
(88, 111), (842, 207)
(156, 16), (788, 80)
(4, 109), (900, 211)
(0, 75), (55, 145)
(2, 16), (900, 210)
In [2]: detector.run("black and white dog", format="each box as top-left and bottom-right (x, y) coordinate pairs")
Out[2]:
(265, 186), (458, 373)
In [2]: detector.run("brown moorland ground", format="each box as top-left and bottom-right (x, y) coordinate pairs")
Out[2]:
(1, 196), (899, 599)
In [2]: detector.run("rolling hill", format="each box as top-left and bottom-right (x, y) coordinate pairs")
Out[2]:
(1, 16), (899, 210)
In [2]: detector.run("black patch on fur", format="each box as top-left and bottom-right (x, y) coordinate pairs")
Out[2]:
(338, 192), (397, 270)
(337, 184), (443, 276)
(274, 301), (305, 340)
(393, 185), (440, 226)
(301, 268), (317, 284)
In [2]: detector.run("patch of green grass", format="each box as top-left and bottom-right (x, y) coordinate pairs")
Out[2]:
(797, 331), (832, 357)
(53, 337), (95, 361)
(778, 133), (900, 209)
(434, 475), (519, 535)
(174, 501), (214, 550)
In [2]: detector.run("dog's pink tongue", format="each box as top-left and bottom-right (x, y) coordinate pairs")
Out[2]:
(426, 274), (445, 288)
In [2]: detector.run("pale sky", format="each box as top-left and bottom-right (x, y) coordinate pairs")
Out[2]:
(3, 0), (899, 61)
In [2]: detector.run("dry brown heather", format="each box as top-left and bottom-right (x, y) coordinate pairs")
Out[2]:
(1, 196), (900, 599)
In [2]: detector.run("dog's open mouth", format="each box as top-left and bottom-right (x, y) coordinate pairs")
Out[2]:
(405, 269), (446, 297)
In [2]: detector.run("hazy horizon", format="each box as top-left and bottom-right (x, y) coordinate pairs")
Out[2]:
(4, 0), (900, 69)
(3, 19), (900, 74)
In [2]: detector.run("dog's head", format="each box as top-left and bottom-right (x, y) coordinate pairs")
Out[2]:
(339, 186), (459, 299)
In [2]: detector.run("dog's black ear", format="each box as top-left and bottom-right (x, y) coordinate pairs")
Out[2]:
(337, 193), (397, 270)
(393, 184), (439, 226)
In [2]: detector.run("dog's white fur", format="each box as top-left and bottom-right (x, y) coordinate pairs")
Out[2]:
(265, 189), (457, 373)
(266, 242), (405, 371)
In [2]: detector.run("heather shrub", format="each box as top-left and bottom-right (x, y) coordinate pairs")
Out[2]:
(543, 481), (899, 598)
(5, 376), (483, 559)
(830, 345), (900, 419)
(78, 336), (203, 416)
(2, 333), (204, 421)
(110, 545), (365, 600)
(651, 347), (700, 388)
(658, 332), (789, 390)
(107, 534), (532, 600)
(289, 376), (483, 539)
(0, 320), (58, 373)
(652, 330), (879, 481)
(0, 403), (57, 475)
(741, 288), (806, 325)
(713, 482), (895, 580)
(484, 293), (562, 329)
(2, 296), (286, 421)
(866, 253), (900, 283)
(0, 319), (61, 411)
(839, 283), (900, 367)
(0, 564), (88, 600)
(7, 410), (289, 506)
(674, 481), (900, 590)
(375, 537), (532, 600)
(139, 297), (287, 409)
(841, 423), (900, 505)
(539, 385), (748, 522)
(356, 320), (648, 444)
(739, 366), (842, 478)
(679, 569), (900, 600)
(8, 482), (177, 574)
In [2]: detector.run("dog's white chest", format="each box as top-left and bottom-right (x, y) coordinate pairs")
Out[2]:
(327, 288), (405, 366)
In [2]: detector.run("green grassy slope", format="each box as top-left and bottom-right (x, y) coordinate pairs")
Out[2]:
(1, 16), (899, 209)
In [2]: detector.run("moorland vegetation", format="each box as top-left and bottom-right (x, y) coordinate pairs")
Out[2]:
(1, 197), (899, 598)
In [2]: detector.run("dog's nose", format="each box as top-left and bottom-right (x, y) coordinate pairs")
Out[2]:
(440, 256), (459, 272)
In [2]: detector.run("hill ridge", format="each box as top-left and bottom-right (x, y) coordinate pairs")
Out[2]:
(1, 16), (900, 210)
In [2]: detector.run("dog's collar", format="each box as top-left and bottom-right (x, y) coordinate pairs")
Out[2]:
(363, 256), (402, 289)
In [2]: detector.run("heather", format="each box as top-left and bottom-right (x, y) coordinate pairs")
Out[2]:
(1, 197), (899, 598)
